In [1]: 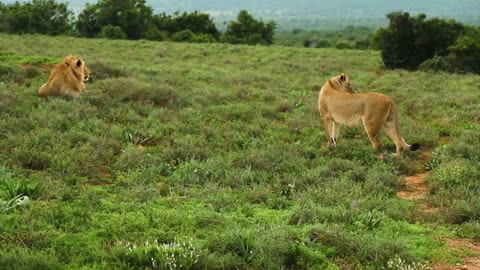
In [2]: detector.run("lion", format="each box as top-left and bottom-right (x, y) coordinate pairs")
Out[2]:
(317, 73), (419, 155)
(38, 56), (90, 98)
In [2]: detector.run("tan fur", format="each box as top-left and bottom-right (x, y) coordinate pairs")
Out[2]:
(318, 73), (419, 155)
(38, 56), (90, 98)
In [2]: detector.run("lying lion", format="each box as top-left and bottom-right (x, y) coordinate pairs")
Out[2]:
(318, 73), (419, 155)
(38, 56), (90, 98)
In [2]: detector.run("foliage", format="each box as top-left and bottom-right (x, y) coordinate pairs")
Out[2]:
(76, 0), (153, 39)
(98, 25), (127, 40)
(0, 249), (62, 270)
(375, 11), (480, 74)
(0, 194), (30, 213)
(420, 32), (480, 74)
(222, 10), (276, 45)
(0, 0), (73, 35)
(153, 11), (220, 39)
(143, 27), (168, 41)
(75, 0), (221, 42)
(1, 179), (44, 200)
(0, 166), (45, 199)
(235, 229), (255, 263)
(171, 29), (195, 43)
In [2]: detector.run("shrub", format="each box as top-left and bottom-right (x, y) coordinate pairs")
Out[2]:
(98, 25), (127, 40)
(143, 27), (168, 41)
(303, 39), (313, 48)
(172, 29), (195, 43)
(192, 33), (216, 43)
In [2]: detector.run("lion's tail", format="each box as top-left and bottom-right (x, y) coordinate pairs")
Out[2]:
(386, 102), (420, 153)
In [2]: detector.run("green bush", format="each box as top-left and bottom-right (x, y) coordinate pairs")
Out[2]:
(172, 29), (195, 43)
(143, 27), (168, 41)
(98, 25), (127, 40)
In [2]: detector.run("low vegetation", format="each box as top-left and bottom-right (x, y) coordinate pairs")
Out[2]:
(0, 33), (479, 269)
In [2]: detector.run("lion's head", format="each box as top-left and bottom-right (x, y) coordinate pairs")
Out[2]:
(64, 56), (90, 82)
(330, 73), (355, 93)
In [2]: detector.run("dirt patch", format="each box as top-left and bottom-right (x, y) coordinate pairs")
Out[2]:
(397, 172), (430, 201)
(433, 238), (480, 270)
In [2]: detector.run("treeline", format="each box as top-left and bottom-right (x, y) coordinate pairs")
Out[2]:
(0, 0), (275, 45)
(374, 12), (480, 74)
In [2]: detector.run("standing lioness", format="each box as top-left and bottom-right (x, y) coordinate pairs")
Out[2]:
(318, 73), (419, 155)
(38, 56), (90, 98)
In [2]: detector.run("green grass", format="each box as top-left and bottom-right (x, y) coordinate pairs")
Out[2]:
(0, 33), (479, 269)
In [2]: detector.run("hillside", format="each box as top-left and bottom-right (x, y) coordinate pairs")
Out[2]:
(0, 34), (480, 269)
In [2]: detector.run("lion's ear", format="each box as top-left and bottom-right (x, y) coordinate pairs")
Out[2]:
(76, 59), (82, 67)
(340, 73), (346, 82)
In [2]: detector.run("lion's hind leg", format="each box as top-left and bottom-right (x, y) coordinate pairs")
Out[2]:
(362, 118), (383, 151)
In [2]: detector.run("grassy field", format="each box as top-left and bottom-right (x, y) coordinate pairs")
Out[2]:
(0, 33), (479, 270)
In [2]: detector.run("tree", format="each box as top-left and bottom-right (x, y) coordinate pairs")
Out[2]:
(414, 18), (465, 61)
(76, 3), (102, 38)
(222, 10), (276, 45)
(76, 0), (154, 39)
(0, 0), (73, 35)
(375, 12), (469, 71)
(152, 11), (220, 39)
(376, 12), (418, 69)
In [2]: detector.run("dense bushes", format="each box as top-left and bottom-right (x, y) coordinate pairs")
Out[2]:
(374, 12), (480, 74)
(0, 0), (73, 35)
(0, 0), (274, 45)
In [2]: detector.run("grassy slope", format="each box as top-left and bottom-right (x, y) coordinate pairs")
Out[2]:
(0, 33), (479, 269)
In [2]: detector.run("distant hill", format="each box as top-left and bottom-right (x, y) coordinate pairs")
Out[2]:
(2, 0), (479, 30)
